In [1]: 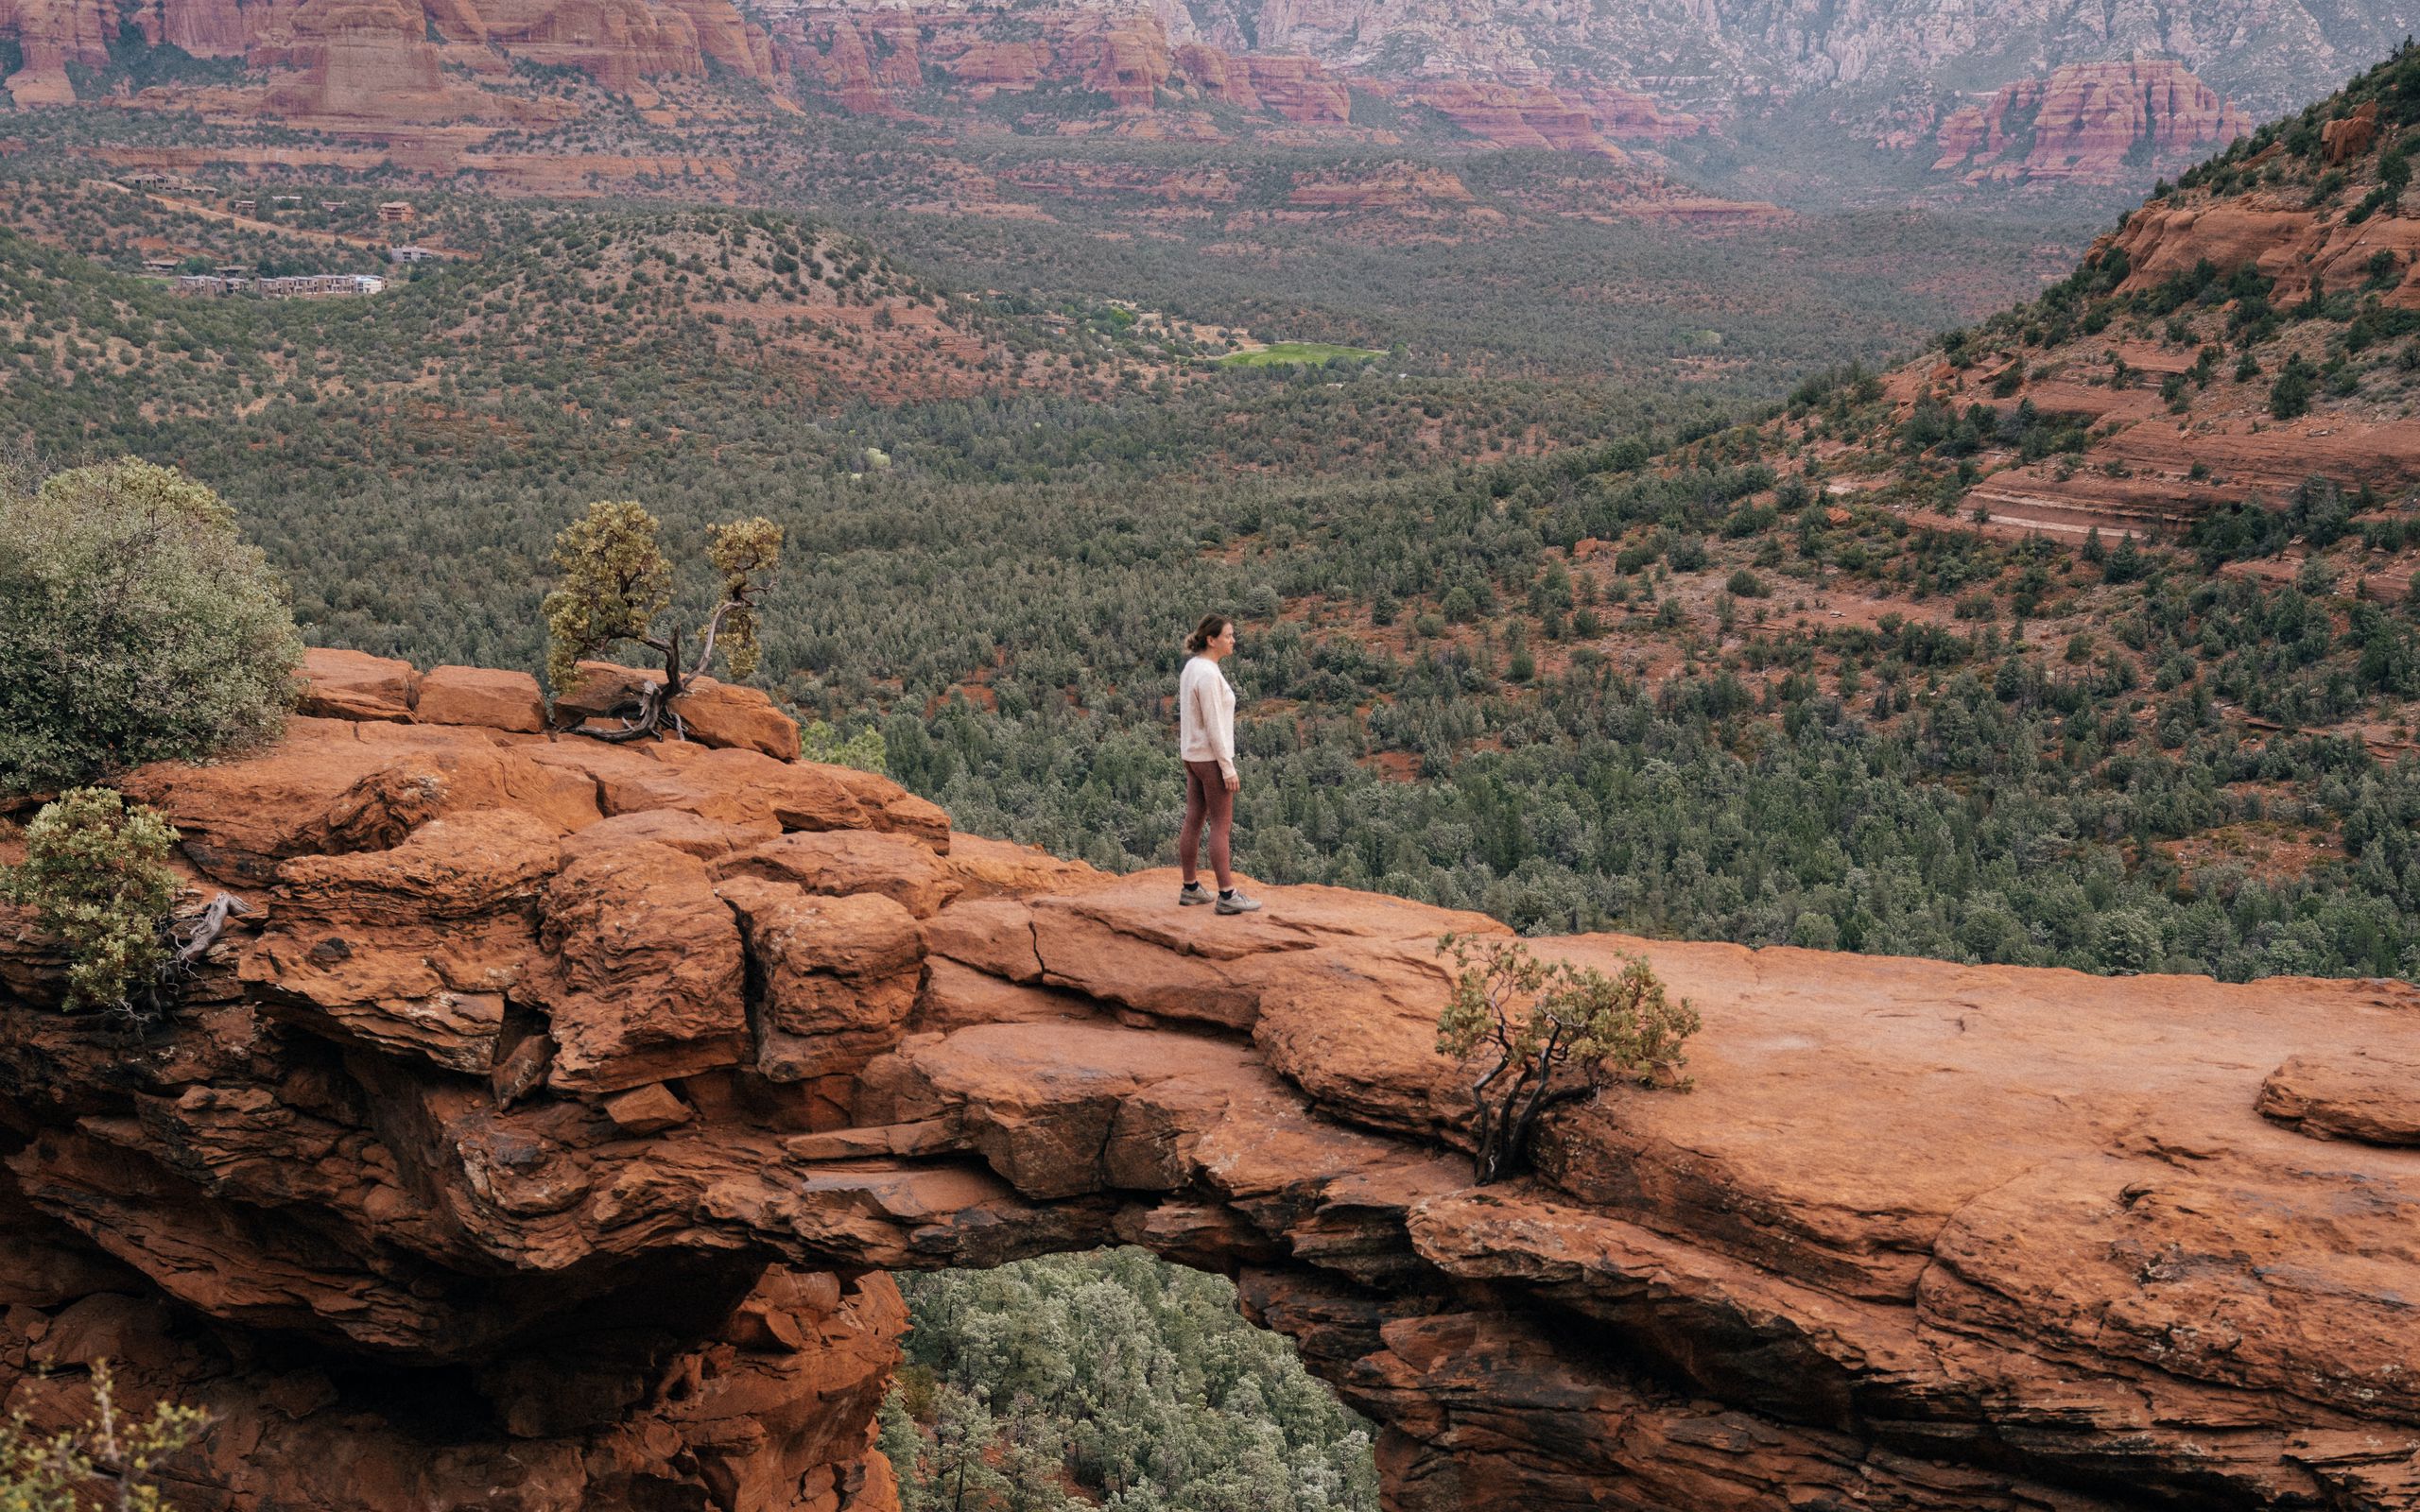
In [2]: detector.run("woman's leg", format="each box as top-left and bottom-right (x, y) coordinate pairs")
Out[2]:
(1178, 761), (1208, 884)
(1202, 768), (1235, 891)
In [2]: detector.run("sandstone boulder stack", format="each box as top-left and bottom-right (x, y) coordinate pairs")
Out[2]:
(2, 654), (2416, 1510)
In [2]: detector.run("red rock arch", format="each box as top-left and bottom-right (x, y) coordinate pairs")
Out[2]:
(4, 655), (2415, 1510)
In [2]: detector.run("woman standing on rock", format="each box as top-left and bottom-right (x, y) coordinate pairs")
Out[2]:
(1176, 613), (1261, 914)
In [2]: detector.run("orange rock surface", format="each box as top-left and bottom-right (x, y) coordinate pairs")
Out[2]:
(5, 656), (2417, 1508)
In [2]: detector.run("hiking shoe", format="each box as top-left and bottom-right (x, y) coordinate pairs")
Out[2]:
(1215, 890), (1263, 915)
(1178, 883), (1212, 906)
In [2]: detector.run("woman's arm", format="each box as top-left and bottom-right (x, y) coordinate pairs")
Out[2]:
(1214, 675), (1237, 784)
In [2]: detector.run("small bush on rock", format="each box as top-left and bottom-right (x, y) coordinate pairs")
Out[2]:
(0, 1360), (211, 1510)
(3, 788), (181, 1014)
(1435, 934), (1699, 1184)
(0, 458), (302, 796)
(544, 500), (784, 741)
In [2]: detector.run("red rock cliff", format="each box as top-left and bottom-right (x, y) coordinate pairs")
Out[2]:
(3, 648), (2416, 1510)
(0, 0), (776, 120)
(1931, 60), (2253, 183)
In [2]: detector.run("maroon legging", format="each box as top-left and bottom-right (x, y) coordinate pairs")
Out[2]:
(1178, 759), (1234, 889)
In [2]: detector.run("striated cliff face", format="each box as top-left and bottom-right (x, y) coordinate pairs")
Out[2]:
(1928, 60), (2254, 184)
(1, 0), (775, 121)
(4, 647), (2417, 1509)
(775, 5), (1355, 125)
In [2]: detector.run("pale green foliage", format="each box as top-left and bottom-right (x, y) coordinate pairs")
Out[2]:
(0, 458), (301, 795)
(705, 517), (783, 684)
(543, 501), (672, 696)
(1435, 933), (1699, 1182)
(0, 1361), (211, 1511)
(799, 721), (888, 775)
(2, 790), (181, 1013)
(542, 502), (785, 704)
(888, 1248), (1376, 1511)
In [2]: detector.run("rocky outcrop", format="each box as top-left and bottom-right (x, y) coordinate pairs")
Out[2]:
(4, 656), (2418, 1510)
(775, 6), (1357, 127)
(1407, 79), (1630, 158)
(1, 0), (774, 121)
(0, 0), (112, 105)
(1157, 0), (2411, 125)
(1240, 53), (1350, 123)
(1929, 60), (2253, 184)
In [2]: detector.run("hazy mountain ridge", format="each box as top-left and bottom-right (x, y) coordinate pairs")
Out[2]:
(4, 0), (2409, 201)
(1153, 0), (2414, 116)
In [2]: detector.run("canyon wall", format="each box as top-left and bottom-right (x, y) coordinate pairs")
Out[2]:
(1929, 60), (2254, 184)
(3, 648), (2417, 1510)
(0, 0), (776, 121)
(4, 0), (2360, 193)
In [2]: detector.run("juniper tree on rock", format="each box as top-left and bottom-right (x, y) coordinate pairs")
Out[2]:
(542, 501), (784, 741)
(1434, 933), (1699, 1183)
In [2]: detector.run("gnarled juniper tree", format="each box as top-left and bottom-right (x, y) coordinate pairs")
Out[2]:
(542, 501), (784, 741)
(1435, 933), (1699, 1184)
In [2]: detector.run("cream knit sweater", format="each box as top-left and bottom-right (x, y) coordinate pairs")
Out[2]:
(1178, 655), (1236, 778)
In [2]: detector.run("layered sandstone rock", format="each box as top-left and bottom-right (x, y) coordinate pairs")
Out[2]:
(1930, 60), (2252, 184)
(0, 0), (112, 104)
(0, 0), (774, 122)
(1407, 79), (1627, 159)
(3, 662), (2417, 1510)
(774, 5), (1356, 128)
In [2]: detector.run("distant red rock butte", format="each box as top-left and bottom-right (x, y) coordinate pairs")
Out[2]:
(1931, 60), (2253, 184)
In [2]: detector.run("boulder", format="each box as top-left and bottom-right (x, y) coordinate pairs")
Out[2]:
(533, 841), (749, 1092)
(924, 899), (1046, 983)
(719, 877), (924, 1081)
(713, 830), (962, 919)
(555, 662), (801, 759)
(601, 1083), (695, 1135)
(295, 647), (418, 722)
(415, 666), (547, 732)
(2257, 1052), (2420, 1144)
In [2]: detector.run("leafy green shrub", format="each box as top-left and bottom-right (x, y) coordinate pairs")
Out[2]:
(2270, 354), (2316, 420)
(0, 458), (301, 796)
(1726, 568), (1771, 598)
(3, 788), (181, 1013)
(1434, 933), (1698, 1183)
